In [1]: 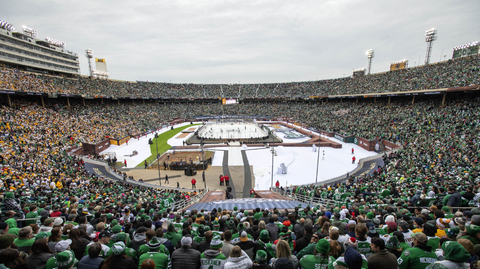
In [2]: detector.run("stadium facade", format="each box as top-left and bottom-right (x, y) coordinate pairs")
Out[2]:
(0, 21), (80, 75)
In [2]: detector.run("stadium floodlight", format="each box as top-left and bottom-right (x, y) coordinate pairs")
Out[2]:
(45, 37), (66, 47)
(366, 49), (374, 75)
(22, 25), (37, 38)
(0, 20), (15, 31)
(424, 28), (437, 65)
(85, 49), (94, 77)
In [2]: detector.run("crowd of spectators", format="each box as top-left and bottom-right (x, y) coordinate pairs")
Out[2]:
(0, 53), (479, 268)
(1, 55), (478, 99)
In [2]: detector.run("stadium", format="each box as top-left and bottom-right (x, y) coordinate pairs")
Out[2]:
(0, 7), (480, 269)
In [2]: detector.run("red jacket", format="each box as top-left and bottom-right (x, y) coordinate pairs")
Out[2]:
(220, 176), (224, 182)
(224, 175), (229, 181)
(275, 181), (280, 187)
(191, 178), (196, 184)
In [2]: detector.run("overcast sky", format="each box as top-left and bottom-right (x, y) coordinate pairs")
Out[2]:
(2, 0), (479, 84)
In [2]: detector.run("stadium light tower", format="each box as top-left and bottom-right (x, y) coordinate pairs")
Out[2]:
(22, 26), (37, 38)
(85, 49), (94, 77)
(424, 28), (437, 65)
(366, 49), (374, 75)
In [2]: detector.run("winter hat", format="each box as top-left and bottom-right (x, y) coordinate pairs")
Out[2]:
(421, 209), (430, 215)
(227, 220), (235, 229)
(446, 227), (460, 238)
(0, 234), (14, 249)
(210, 236), (223, 249)
(115, 233), (127, 242)
(181, 236), (193, 246)
(56, 250), (77, 269)
(344, 248), (363, 269)
(325, 211), (332, 219)
(53, 218), (63, 226)
(112, 225), (122, 233)
(442, 241), (470, 263)
(256, 250), (267, 264)
(366, 212), (374, 219)
(344, 237), (357, 250)
(386, 235), (400, 249)
(147, 237), (161, 250)
(436, 218), (451, 228)
(112, 242), (126, 255)
(316, 239), (330, 254)
(387, 222), (397, 230)
(466, 225), (480, 236)
(259, 230), (270, 241)
(213, 220), (219, 230)
(452, 217), (466, 226)
(55, 239), (72, 253)
(385, 215), (395, 223)
(273, 258), (294, 269)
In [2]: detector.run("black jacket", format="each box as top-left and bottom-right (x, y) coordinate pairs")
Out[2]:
(447, 191), (462, 207)
(295, 233), (312, 253)
(171, 245), (201, 269)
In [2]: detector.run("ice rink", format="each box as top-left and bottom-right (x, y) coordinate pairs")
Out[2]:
(99, 122), (378, 189)
(198, 123), (267, 139)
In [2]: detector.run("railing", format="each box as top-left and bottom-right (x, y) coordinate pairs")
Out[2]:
(270, 187), (336, 207)
(173, 187), (209, 210)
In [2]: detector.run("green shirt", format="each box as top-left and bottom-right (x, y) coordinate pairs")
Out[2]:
(299, 254), (335, 269)
(397, 247), (438, 269)
(25, 212), (39, 226)
(164, 231), (182, 247)
(13, 238), (35, 247)
(139, 252), (168, 269)
(138, 244), (169, 259)
(200, 252), (227, 269)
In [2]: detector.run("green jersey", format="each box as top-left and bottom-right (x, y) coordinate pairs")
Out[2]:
(299, 254), (335, 269)
(164, 231), (182, 247)
(138, 244), (169, 259)
(162, 197), (174, 208)
(357, 238), (373, 258)
(25, 212), (39, 226)
(397, 247), (438, 269)
(200, 251), (227, 269)
(139, 252), (169, 269)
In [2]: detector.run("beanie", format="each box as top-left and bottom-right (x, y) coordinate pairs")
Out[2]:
(256, 250), (267, 264)
(442, 241), (470, 263)
(316, 239), (330, 254)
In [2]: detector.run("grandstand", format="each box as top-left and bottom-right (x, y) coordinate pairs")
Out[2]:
(0, 25), (479, 267)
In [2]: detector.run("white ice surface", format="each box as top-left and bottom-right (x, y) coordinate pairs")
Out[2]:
(98, 121), (378, 188)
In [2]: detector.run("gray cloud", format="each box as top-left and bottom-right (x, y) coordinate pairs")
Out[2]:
(2, 0), (479, 83)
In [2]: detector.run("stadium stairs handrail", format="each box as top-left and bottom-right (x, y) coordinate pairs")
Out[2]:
(270, 188), (336, 208)
(81, 156), (202, 193)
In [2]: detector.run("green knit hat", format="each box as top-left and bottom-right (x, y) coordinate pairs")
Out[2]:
(259, 230), (269, 241)
(442, 241), (470, 263)
(466, 225), (480, 236)
(256, 250), (267, 264)
(213, 220), (219, 230)
(56, 250), (77, 269)
(115, 233), (127, 242)
(316, 239), (330, 254)
(366, 212), (374, 219)
(112, 242), (126, 255)
(112, 225), (122, 234)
